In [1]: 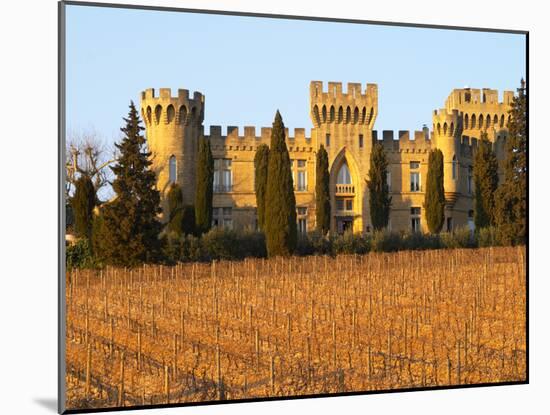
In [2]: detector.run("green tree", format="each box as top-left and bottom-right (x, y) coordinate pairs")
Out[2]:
(366, 143), (392, 230)
(166, 184), (185, 238)
(94, 101), (162, 266)
(264, 111), (297, 256)
(315, 144), (331, 234)
(254, 144), (270, 231)
(194, 137), (214, 234)
(424, 149), (445, 234)
(495, 79), (527, 245)
(70, 173), (96, 240)
(473, 132), (499, 228)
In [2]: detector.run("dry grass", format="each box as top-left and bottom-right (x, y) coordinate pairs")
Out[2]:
(65, 246), (526, 410)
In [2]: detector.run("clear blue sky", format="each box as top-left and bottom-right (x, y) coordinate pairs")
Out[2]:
(66, 4), (526, 142)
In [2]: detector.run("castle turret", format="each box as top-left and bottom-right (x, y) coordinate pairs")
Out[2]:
(309, 81), (378, 234)
(140, 88), (204, 212)
(432, 108), (463, 207)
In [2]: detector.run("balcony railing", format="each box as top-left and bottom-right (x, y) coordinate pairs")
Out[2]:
(335, 184), (355, 195)
(214, 184), (233, 193)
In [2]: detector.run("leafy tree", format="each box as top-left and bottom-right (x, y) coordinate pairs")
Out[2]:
(315, 144), (331, 234)
(424, 149), (445, 234)
(473, 132), (499, 228)
(93, 101), (162, 266)
(366, 143), (392, 230)
(495, 79), (527, 245)
(254, 144), (270, 231)
(70, 174), (96, 240)
(194, 137), (214, 234)
(264, 111), (297, 256)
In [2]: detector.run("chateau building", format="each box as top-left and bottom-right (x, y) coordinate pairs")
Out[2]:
(140, 81), (514, 234)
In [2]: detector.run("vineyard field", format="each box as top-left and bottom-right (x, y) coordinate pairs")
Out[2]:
(65, 246), (526, 410)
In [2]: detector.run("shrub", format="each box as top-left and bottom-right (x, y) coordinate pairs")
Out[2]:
(402, 231), (442, 250)
(476, 226), (501, 247)
(371, 230), (402, 252)
(440, 226), (475, 249)
(296, 230), (332, 256)
(66, 239), (96, 269)
(332, 231), (370, 255)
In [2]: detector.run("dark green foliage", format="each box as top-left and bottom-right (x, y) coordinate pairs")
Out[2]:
(332, 230), (370, 255)
(440, 227), (475, 249)
(424, 149), (445, 234)
(165, 184), (187, 238)
(66, 239), (95, 269)
(181, 205), (196, 236)
(296, 230), (332, 256)
(367, 144), (392, 230)
(473, 133), (499, 228)
(195, 137), (214, 235)
(264, 111), (297, 256)
(476, 226), (501, 247)
(254, 144), (270, 231)
(315, 145), (331, 234)
(93, 102), (162, 266)
(371, 230), (402, 252)
(163, 229), (267, 263)
(495, 80), (527, 245)
(70, 174), (96, 240)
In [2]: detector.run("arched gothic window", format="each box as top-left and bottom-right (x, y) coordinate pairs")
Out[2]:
(337, 162), (352, 184)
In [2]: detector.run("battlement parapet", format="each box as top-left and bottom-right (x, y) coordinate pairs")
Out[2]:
(444, 87), (515, 113)
(140, 87), (204, 126)
(310, 81), (378, 128)
(372, 130), (432, 153)
(205, 125), (312, 151)
(310, 81), (378, 101)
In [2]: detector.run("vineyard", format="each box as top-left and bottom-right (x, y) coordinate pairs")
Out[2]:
(65, 246), (526, 410)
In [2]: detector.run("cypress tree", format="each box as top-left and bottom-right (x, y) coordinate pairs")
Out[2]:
(315, 144), (331, 234)
(495, 79), (527, 245)
(166, 183), (185, 238)
(366, 143), (392, 230)
(194, 137), (214, 234)
(70, 173), (96, 240)
(264, 110), (297, 256)
(424, 149), (445, 234)
(473, 132), (499, 229)
(254, 144), (270, 231)
(94, 101), (162, 266)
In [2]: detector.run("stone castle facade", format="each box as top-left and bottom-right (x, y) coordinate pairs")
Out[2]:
(140, 81), (514, 234)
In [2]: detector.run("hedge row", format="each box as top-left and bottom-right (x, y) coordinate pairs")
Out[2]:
(66, 226), (505, 269)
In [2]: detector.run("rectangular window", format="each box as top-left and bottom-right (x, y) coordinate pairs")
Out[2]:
(411, 207), (421, 232)
(213, 207), (233, 229)
(298, 218), (307, 234)
(359, 134), (364, 148)
(386, 171), (392, 192)
(336, 199), (344, 211)
(292, 159), (307, 191)
(410, 172), (421, 192)
(345, 199), (353, 211)
(214, 159), (233, 192)
(297, 207), (308, 216)
(297, 171), (306, 191)
(410, 161), (420, 170)
(411, 218), (421, 232)
(326, 133), (331, 147)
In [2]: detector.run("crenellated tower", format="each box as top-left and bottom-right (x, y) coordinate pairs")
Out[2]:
(140, 88), (204, 210)
(431, 108), (463, 207)
(309, 81), (378, 234)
